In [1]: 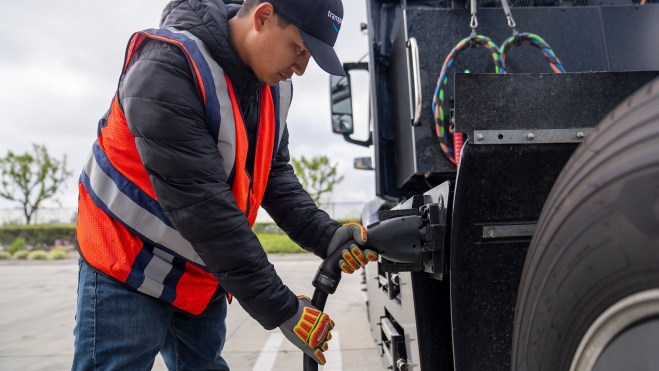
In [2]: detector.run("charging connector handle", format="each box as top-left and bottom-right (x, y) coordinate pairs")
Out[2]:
(305, 214), (427, 371)
(312, 215), (424, 295)
(312, 240), (351, 295)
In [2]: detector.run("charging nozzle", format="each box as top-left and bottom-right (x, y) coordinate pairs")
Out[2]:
(306, 198), (448, 371)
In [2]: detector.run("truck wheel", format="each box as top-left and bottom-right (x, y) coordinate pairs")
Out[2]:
(511, 76), (659, 371)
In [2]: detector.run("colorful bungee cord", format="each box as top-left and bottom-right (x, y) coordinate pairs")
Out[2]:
(432, 34), (503, 165)
(432, 0), (566, 166)
(499, 32), (566, 74)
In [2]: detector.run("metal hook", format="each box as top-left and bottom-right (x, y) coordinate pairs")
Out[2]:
(470, 0), (478, 29)
(507, 15), (516, 29)
(500, 0), (517, 30)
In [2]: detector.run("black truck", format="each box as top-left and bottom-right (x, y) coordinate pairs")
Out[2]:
(328, 0), (659, 369)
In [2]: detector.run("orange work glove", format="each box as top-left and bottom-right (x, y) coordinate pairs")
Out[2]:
(326, 222), (378, 274)
(279, 295), (334, 365)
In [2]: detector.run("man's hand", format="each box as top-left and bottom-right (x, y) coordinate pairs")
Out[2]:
(280, 296), (334, 365)
(326, 222), (378, 274)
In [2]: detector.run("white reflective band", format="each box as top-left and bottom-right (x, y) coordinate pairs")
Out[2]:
(83, 151), (206, 266)
(168, 27), (237, 180)
(277, 80), (292, 150)
(137, 248), (174, 298)
(153, 247), (174, 263)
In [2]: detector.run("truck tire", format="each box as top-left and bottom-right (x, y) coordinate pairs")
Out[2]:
(511, 76), (659, 371)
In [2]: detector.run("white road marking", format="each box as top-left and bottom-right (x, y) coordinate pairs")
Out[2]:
(322, 331), (342, 371)
(252, 332), (285, 371)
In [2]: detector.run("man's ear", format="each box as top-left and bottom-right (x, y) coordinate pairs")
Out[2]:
(253, 2), (275, 31)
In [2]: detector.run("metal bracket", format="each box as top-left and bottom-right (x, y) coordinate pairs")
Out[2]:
(482, 224), (537, 239)
(380, 258), (423, 273)
(473, 128), (593, 144)
(380, 317), (407, 371)
(419, 202), (447, 280)
(387, 272), (401, 300)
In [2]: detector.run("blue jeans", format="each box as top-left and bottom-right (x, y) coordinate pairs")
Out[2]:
(72, 259), (229, 371)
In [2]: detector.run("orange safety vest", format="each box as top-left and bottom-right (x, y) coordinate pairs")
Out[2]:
(76, 28), (292, 315)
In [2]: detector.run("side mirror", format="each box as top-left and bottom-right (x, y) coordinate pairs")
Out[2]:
(329, 62), (372, 147)
(330, 74), (354, 135)
(353, 157), (373, 171)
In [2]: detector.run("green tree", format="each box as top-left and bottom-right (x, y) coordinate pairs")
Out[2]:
(0, 144), (72, 224)
(291, 155), (344, 205)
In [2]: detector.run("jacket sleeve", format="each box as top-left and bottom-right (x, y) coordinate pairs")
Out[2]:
(260, 125), (342, 258)
(117, 38), (297, 329)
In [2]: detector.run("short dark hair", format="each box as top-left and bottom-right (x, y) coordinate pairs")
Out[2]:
(237, 0), (291, 29)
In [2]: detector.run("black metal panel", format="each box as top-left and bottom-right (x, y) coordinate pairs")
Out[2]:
(601, 5), (659, 71)
(450, 142), (578, 371)
(411, 272), (454, 370)
(370, 2), (659, 198)
(368, 1), (432, 199)
(390, 5), (418, 189)
(397, 6), (611, 182)
(448, 71), (659, 370)
(407, 6), (609, 110)
(454, 71), (659, 136)
(386, 6), (457, 189)
(368, 0), (399, 199)
(411, 183), (454, 370)
(409, 183), (454, 371)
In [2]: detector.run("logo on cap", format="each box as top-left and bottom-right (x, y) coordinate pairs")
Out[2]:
(328, 10), (342, 33)
(328, 10), (342, 24)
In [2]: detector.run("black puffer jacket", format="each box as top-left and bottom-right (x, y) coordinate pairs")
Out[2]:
(118, 0), (340, 329)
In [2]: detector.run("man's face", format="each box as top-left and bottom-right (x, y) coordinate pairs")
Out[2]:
(250, 10), (312, 86)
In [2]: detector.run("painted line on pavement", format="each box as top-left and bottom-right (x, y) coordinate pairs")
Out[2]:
(252, 332), (285, 371)
(322, 331), (342, 371)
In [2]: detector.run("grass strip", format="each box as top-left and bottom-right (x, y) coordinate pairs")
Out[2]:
(256, 234), (307, 254)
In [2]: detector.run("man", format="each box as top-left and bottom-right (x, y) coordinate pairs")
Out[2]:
(73, 0), (379, 369)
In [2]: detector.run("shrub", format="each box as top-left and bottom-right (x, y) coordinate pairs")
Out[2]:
(8, 237), (26, 255)
(0, 251), (10, 259)
(13, 250), (29, 259)
(257, 234), (306, 254)
(0, 225), (76, 248)
(27, 250), (49, 260)
(47, 249), (68, 260)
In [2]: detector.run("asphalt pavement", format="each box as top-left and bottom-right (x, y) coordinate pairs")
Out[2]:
(0, 253), (383, 371)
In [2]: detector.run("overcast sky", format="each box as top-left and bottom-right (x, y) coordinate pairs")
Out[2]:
(0, 0), (375, 211)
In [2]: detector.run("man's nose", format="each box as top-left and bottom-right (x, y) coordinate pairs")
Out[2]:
(291, 53), (311, 76)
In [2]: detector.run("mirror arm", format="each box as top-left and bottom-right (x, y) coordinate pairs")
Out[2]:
(342, 131), (373, 147)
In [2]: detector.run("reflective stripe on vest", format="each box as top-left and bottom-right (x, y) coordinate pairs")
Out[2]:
(77, 28), (292, 315)
(81, 142), (204, 266)
(160, 27), (290, 179)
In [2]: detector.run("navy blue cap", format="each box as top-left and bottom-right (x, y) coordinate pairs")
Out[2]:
(268, 0), (346, 76)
